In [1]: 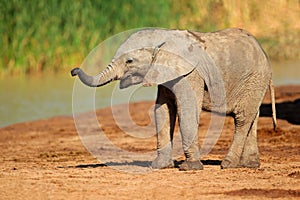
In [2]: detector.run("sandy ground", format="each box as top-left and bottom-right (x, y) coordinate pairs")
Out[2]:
(0, 85), (299, 199)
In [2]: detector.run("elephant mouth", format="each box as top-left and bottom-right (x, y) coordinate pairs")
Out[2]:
(119, 74), (144, 89)
(142, 83), (156, 87)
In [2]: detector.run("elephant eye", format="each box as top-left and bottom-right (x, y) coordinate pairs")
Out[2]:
(126, 58), (133, 64)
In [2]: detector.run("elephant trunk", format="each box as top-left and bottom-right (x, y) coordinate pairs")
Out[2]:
(71, 64), (118, 87)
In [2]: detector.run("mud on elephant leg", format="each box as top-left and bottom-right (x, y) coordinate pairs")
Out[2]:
(152, 87), (176, 169)
(239, 111), (260, 168)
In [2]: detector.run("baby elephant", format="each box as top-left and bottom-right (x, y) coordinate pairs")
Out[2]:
(71, 28), (276, 170)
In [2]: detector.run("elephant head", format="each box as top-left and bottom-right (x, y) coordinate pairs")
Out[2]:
(71, 28), (224, 106)
(70, 46), (158, 88)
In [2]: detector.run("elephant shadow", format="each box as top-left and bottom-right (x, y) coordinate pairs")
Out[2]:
(61, 161), (152, 169)
(105, 159), (222, 168)
(105, 160), (152, 168)
(58, 163), (107, 169)
(260, 98), (300, 125)
(61, 160), (222, 170)
(174, 160), (221, 168)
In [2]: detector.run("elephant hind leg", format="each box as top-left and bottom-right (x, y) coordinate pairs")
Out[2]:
(221, 110), (259, 169)
(240, 111), (260, 168)
(221, 79), (267, 169)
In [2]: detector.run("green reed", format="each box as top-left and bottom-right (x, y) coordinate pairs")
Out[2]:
(0, 0), (299, 75)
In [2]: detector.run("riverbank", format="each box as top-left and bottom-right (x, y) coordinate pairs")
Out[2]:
(0, 85), (299, 199)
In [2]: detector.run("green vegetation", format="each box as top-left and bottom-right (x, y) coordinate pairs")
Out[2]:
(1, 0), (299, 75)
(173, 0), (300, 61)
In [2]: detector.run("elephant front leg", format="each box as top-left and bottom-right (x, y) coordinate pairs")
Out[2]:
(173, 77), (204, 171)
(152, 87), (176, 169)
(178, 109), (203, 171)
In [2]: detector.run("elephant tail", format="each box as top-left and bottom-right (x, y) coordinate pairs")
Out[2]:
(270, 79), (277, 130)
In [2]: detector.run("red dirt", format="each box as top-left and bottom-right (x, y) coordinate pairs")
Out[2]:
(0, 85), (299, 199)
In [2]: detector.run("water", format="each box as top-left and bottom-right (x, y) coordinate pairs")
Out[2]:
(272, 60), (300, 85)
(0, 60), (299, 128)
(0, 72), (157, 128)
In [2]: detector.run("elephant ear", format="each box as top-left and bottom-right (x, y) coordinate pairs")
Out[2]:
(143, 37), (226, 108)
(143, 49), (195, 85)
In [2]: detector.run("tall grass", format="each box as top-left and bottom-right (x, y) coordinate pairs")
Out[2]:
(0, 0), (299, 76)
(0, 0), (173, 75)
(173, 0), (300, 61)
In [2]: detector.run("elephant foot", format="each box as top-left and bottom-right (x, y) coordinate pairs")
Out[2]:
(179, 160), (203, 171)
(220, 158), (240, 169)
(240, 155), (260, 168)
(240, 160), (260, 168)
(151, 156), (174, 169)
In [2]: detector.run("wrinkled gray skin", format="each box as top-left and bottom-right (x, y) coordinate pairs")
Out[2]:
(71, 28), (276, 170)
